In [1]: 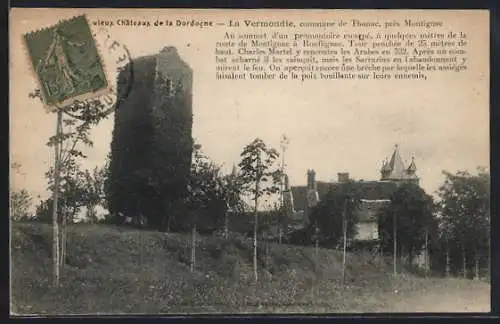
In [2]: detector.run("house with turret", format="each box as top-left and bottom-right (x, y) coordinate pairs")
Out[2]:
(288, 144), (419, 244)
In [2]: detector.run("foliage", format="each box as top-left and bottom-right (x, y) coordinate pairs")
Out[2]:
(272, 202), (292, 233)
(32, 164), (108, 224)
(220, 166), (246, 216)
(102, 153), (112, 210)
(437, 168), (490, 249)
(309, 181), (361, 247)
(29, 90), (110, 154)
(11, 189), (33, 221)
(80, 166), (108, 221)
(238, 138), (282, 205)
(183, 143), (226, 231)
(44, 163), (107, 223)
(160, 143), (246, 234)
(34, 198), (54, 223)
(377, 182), (435, 265)
(46, 161), (85, 222)
(434, 168), (490, 275)
(29, 90), (110, 223)
(10, 163), (34, 221)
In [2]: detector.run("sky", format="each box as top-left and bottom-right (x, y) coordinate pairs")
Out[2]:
(10, 9), (489, 212)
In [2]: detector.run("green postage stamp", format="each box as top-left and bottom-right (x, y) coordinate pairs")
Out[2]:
(24, 15), (109, 109)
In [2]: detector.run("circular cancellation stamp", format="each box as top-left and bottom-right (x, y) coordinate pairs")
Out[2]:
(91, 27), (134, 116)
(23, 14), (133, 115)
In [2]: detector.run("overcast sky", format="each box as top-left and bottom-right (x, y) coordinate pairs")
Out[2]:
(10, 9), (489, 211)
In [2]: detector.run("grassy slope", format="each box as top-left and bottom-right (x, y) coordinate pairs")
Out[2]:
(11, 223), (490, 315)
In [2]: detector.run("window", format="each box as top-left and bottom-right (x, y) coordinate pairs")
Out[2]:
(165, 79), (175, 97)
(372, 224), (379, 240)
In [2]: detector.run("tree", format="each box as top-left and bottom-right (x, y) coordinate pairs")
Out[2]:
(102, 153), (112, 210)
(309, 181), (361, 247)
(437, 168), (490, 279)
(11, 189), (33, 221)
(183, 143), (226, 270)
(80, 166), (108, 221)
(219, 165), (245, 239)
(433, 207), (453, 277)
(34, 198), (53, 223)
(378, 182), (434, 269)
(10, 163), (33, 221)
(238, 138), (281, 282)
(309, 181), (361, 286)
(45, 113), (108, 268)
(278, 134), (290, 244)
(272, 202), (292, 243)
(29, 90), (110, 287)
(46, 160), (85, 221)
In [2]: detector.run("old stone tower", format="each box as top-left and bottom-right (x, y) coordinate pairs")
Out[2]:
(109, 46), (193, 228)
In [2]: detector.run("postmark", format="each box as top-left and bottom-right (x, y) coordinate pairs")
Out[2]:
(90, 28), (134, 116)
(24, 15), (111, 110)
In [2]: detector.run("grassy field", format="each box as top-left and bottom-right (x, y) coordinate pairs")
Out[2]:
(10, 222), (490, 315)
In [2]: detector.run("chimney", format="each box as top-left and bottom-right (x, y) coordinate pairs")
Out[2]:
(307, 169), (316, 190)
(337, 172), (349, 183)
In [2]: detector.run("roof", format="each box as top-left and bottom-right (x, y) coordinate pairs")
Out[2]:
(380, 145), (418, 181)
(291, 181), (331, 212)
(384, 145), (407, 180)
(358, 199), (391, 221)
(291, 180), (398, 212)
(407, 157), (417, 173)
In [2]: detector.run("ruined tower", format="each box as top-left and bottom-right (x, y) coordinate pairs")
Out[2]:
(109, 46), (193, 228)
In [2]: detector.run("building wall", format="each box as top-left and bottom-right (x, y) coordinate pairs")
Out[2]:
(355, 221), (379, 241)
(357, 205), (378, 222)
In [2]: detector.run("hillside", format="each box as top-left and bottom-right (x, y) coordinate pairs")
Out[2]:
(11, 223), (490, 315)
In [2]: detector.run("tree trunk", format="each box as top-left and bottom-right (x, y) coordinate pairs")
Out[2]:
(190, 223), (196, 272)
(488, 231), (491, 279)
(342, 200), (347, 286)
(278, 225), (282, 245)
(166, 213), (172, 233)
(424, 229), (429, 276)
(223, 210), (228, 239)
(393, 209), (397, 277)
(474, 252), (480, 280)
(462, 247), (467, 279)
(445, 245), (450, 277)
(315, 237), (319, 266)
(139, 229), (143, 266)
(253, 181), (259, 283)
(315, 233), (319, 250)
(51, 110), (62, 287)
(312, 222), (319, 297)
(60, 206), (67, 269)
(265, 235), (269, 258)
(408, 248), (413, 269)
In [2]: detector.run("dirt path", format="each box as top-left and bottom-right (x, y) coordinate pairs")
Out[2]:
(382, 279), (491, 313)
